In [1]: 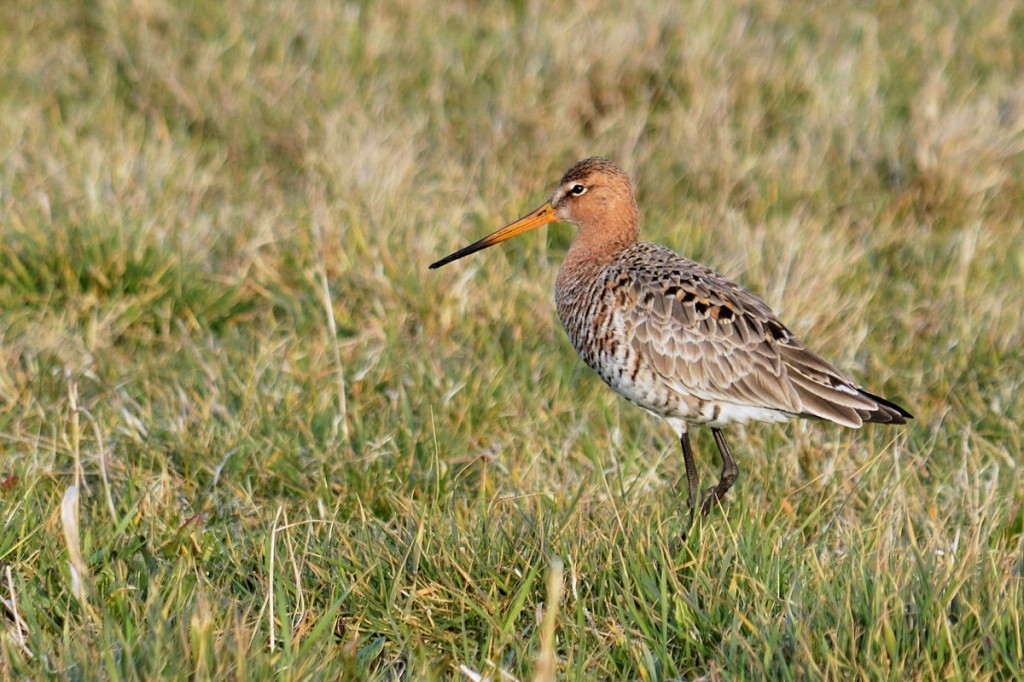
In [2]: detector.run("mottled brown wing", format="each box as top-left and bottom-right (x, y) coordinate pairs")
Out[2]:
(615, 243), (904, 427)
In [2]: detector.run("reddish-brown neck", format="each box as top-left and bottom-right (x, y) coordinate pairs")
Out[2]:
(565, 185), (640, 266)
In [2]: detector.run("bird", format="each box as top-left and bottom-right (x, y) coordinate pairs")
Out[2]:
(430, 157), (912, 521)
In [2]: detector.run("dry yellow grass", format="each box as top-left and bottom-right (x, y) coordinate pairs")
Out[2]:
(0, 0), (1021, 678)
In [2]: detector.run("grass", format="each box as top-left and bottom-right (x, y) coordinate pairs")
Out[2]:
(1, 0), (1022, 678)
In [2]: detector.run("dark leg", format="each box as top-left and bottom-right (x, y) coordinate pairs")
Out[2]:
(700, 428), (739, 516)
(680, 431), (700, 525)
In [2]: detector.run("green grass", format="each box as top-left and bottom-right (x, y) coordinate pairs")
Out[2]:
(1, 0), (1022, 679)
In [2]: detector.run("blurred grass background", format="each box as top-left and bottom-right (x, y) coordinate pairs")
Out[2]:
(1, 0), (1022, 678)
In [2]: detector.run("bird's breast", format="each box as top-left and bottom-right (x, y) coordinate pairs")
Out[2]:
(555, 265), (685, 418)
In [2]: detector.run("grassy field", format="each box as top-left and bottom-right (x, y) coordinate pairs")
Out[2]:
(1, 0), (1023, 679)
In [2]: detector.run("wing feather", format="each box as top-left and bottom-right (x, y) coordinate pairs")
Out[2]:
(611, 243), (896, 426)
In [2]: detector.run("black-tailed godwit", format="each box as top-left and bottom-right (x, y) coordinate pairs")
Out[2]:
(430, 157), (911, 520)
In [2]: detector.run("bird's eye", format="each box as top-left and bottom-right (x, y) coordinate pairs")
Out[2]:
(570, 184), (587, 196)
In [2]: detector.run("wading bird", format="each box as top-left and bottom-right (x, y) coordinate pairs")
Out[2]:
(430, 157), (911, 521)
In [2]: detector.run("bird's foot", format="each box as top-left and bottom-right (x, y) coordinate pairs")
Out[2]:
(700, 487), (727, 517)
(676, 503), (695, 542)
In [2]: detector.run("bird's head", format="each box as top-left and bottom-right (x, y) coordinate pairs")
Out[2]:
(429, 157), (639, 270)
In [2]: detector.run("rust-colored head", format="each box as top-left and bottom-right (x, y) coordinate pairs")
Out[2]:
(429, 157), (640, 269)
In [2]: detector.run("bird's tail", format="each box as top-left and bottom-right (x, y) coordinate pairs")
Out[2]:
(855, 389), (914, 424)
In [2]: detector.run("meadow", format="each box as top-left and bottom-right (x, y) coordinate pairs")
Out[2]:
(1, 0), (1022, 679)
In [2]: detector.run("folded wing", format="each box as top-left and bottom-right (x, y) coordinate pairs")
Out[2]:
(616, 243), (911, 428)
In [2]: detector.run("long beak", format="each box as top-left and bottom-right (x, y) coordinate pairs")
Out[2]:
(429, 202), (558, 269)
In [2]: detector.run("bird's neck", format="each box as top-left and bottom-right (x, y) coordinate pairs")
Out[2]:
(557, 226), (638, 310)
(563, 220), (639, 271)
